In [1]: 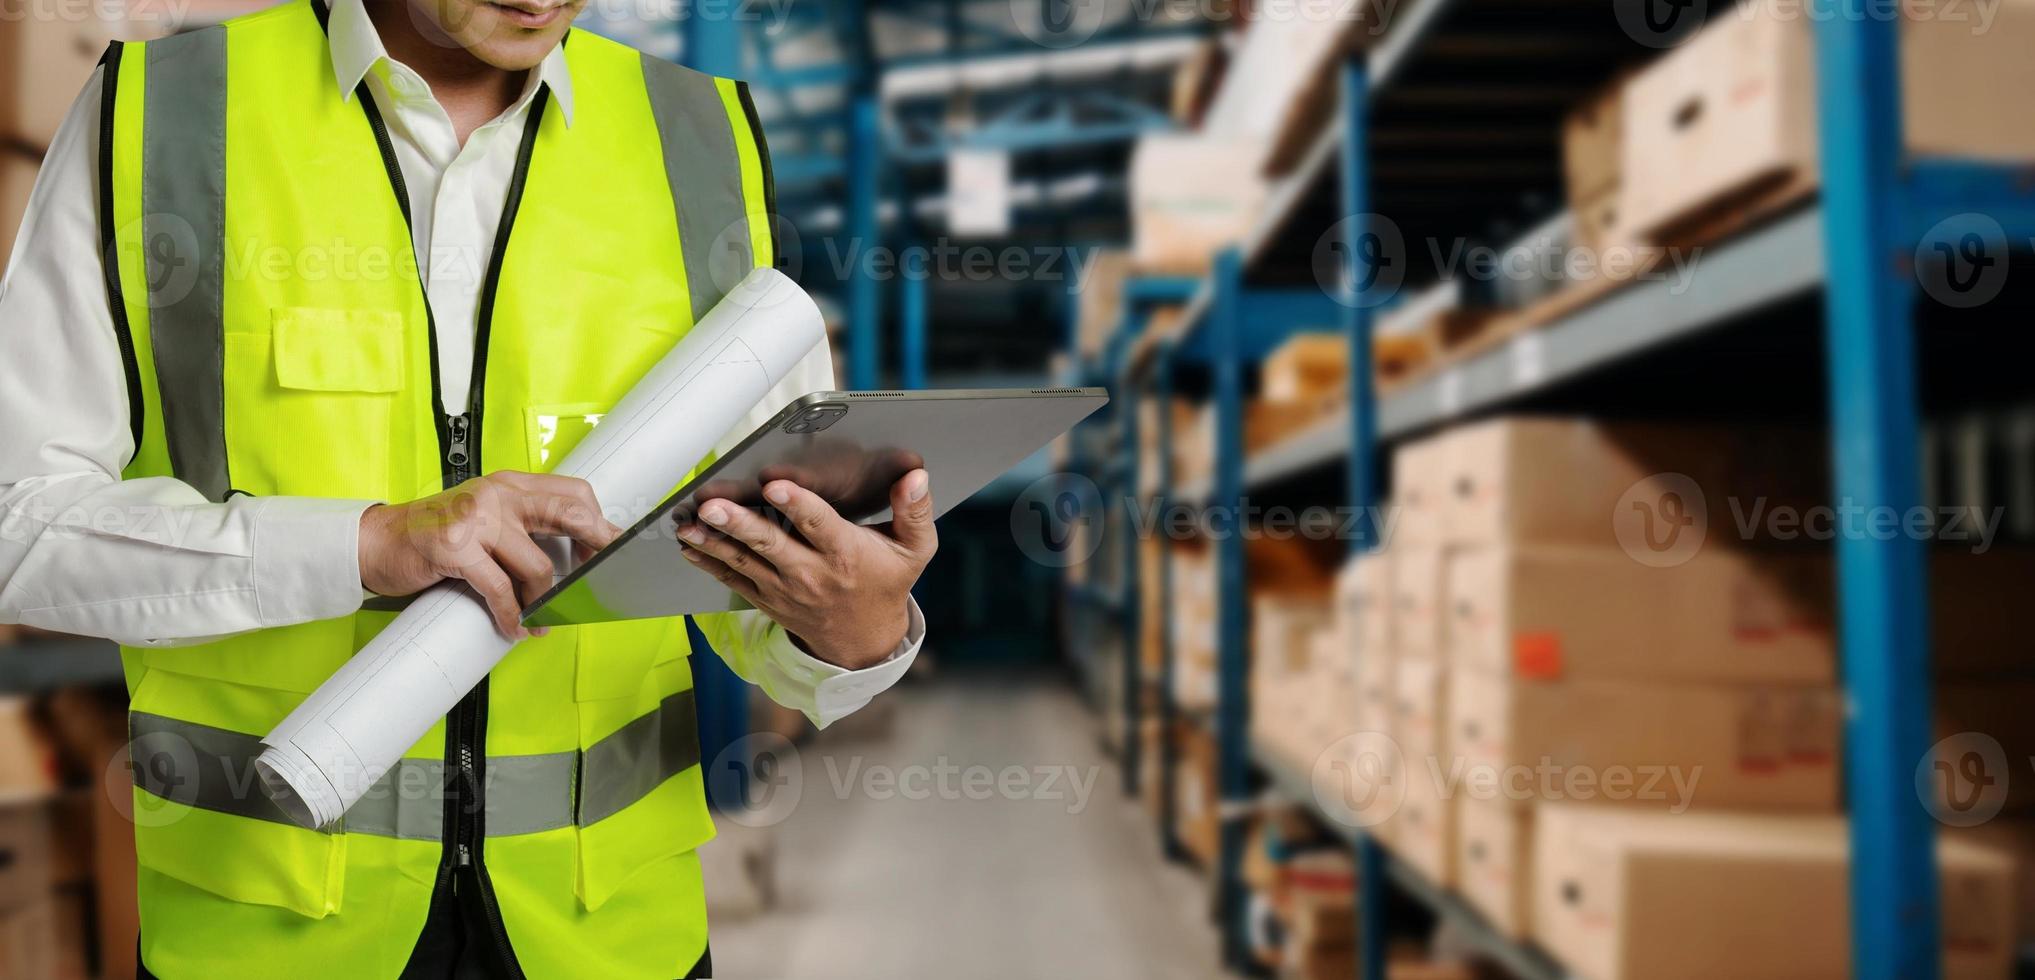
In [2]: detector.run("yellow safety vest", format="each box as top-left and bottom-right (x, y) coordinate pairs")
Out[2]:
(99, 2), (776, 975)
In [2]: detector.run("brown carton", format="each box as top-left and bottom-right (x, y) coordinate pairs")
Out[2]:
(1561, 84), (1622, 207)
(1444, 544), (1834, 685)
(0, 900), (58, 980)
(1620, 0), (2035, 241)
(1438, 417), (1743, 549)
(1447, 668), (1841, 813)
(1390, 546), (1446, 658)
(1335, 550), (1394, 658)
(1128, 135), (1268, 277)
(1390, 753), (1455, 889)
(1931, 680), (2035, 815)
(0, 799), (53, 913)
(1390, 435), (1450, 547)
(1261, 333), (1350, 406)
(1392, 656), (1445, 764)
(1532, 804), (2015, 980)
(1454, 797), (1533, 939)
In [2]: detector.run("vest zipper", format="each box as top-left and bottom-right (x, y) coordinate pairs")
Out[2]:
(342, 48), (539, 975)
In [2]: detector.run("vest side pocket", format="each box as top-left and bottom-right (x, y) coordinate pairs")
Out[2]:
(127, 666), (349, 919)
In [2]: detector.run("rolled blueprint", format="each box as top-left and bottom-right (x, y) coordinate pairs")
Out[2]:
(255, 269), (824, 829)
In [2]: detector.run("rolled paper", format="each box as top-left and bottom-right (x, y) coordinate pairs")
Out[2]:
(255, 268), (825, 829)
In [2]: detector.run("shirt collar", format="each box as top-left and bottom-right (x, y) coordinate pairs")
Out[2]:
(326, 0), (575, 127)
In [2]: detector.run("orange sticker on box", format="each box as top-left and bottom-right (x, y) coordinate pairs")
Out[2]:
(1513, 632), (1563, 679)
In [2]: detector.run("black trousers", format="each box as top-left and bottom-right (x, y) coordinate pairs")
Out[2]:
(141, 930), (710, 979)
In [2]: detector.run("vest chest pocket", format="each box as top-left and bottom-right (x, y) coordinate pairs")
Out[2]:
(224, 308), (408, 499)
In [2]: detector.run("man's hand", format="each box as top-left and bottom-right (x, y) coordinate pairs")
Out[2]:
(677, 470), (936, 670)
(360, 472), (622, 640)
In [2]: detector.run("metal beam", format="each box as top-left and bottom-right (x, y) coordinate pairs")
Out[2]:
(1815, 12), (1937, 980)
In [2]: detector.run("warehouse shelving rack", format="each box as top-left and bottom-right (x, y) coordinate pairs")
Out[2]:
(1098, 0), (2035, 976)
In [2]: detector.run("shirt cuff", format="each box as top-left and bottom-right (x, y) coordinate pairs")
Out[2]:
(764, 597), (926, 729)
(251, 496), (379, 627)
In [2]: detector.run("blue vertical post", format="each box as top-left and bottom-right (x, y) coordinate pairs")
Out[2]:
(1815, 14), (1936, 980)
(684, 6), (751, 810)
(1338, 57), (1388, 980)
(901, 253), (929, 390)
(848, 94), (884, 391)
(1117, 308), (1144, 798)
(1210, 249), (1252, 970)
(1155, 344), (1185, 861)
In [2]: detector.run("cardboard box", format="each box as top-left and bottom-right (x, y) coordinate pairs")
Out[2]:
(1532, 805), (2015, 980)
(1175, 721), (1221, 867)
(1075, 251), (1131, 360)
(1392, 656), (1446, 763)
(1389, 546), (1446, 658)
(1621, 0), (2035, 242)
(1956, 820), (2035, 946)
(1444, 544), (1834, 685)
(0, 899), (58, 980)
(1390, 752), (1455, 889)
(1129, 134), (1269, 276)
(1448, 668), (1841, 813)
(0, 698), (58, 797)
(1455, 797), (1533, 939)
(1438, 417), (1725, 549)
(1389, 435), (1450, 547)
(0, 149), (37, 274)
(1561, 84), (1622, 211)
(0, 799), (53, 913)
(1262, 333), (1350, 405)
(1246, 397), (1339, 456)
(1335, 551), (1393, 660)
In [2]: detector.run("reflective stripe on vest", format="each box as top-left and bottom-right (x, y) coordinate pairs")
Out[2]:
(141, 27), (232, 502)
(126, 30), (776, 501)
(129, 689), (700, 840)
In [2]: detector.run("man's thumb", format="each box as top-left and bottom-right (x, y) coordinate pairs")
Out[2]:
(890, 470), (935, 554)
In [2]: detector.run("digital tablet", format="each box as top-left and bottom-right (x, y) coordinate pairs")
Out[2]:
(523, 387), (1107, 626)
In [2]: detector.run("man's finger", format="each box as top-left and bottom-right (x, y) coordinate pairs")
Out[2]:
(490, 534), (559, 608)
(696, 498), (810, 570)
(459, 560), (527, 640)
(681, 543), (771, 610)
(514, 489), (623, 555)
(884, 469), (937, 560)
(677, 524), (782, 591)
(763, 480), (857, 553)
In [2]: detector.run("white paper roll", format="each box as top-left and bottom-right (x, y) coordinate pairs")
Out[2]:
(255, 269), (825, 829)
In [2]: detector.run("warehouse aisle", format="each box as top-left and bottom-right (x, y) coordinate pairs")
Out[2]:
(708, 672), (1223, 980)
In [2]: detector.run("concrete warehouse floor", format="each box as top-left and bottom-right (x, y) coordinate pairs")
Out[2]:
(708, 671), (1224, 980)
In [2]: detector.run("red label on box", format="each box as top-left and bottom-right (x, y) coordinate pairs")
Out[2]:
(1513, 632), (1563, 679)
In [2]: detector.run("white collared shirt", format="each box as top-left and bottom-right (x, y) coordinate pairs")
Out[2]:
(0, 0), (919, 726)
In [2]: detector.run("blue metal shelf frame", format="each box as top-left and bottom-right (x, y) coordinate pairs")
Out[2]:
(1115, 276), (1202, 801)
(1336, 56), (1390, 980)
(1207, 247), (1254, 971)
(1816, 14), (1935, 980)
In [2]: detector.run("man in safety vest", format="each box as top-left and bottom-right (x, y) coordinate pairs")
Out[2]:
(0, 0), (934, 975)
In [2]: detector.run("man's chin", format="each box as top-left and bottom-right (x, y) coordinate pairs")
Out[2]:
(465, 29), (568, 71)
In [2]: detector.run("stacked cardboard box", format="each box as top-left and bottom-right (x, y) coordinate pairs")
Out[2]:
(1174, 720), (1221, 867)
(1534, 804), (2014, 980)
(1617, 0), (2035, 244)
(1171, 540), (1219, 711)
(1378, 417), (1848, 944)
